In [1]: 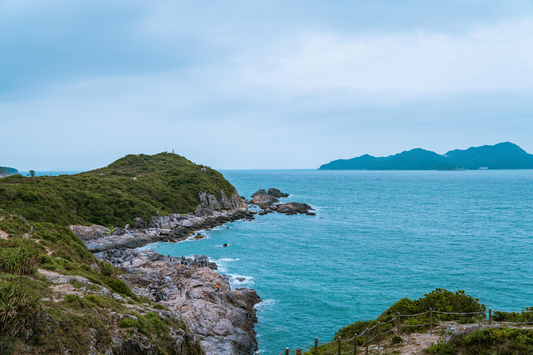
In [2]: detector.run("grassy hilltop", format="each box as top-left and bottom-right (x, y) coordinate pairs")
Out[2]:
(0, 152), (236, 228)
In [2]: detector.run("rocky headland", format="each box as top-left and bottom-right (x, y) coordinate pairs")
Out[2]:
(0, 153), (264, 355)
(97, 249), (261, 355)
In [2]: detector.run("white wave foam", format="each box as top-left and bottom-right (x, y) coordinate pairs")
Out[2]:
(254, 298), (276, 311)
(227, 274), (254, 286)
(210, 257), (239, 273)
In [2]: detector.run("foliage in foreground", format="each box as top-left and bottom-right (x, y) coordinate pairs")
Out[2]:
(0, 152), (237, 228)
(0, 214), (202, 354)
(426, 328), (533, 355)
(305, 289), (486, 355)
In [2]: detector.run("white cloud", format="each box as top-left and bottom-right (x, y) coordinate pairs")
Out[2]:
(243, 20), (533, 96)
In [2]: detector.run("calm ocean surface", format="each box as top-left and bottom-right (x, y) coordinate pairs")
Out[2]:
(41, 169), (531, 354)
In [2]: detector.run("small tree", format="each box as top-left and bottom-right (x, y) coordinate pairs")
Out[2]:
(29, 170), (35, 177)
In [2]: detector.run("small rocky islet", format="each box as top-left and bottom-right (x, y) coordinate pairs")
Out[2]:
(244, 188), (315, 216)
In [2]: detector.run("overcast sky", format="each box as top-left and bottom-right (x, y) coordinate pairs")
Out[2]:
(1, 0), (533, 170)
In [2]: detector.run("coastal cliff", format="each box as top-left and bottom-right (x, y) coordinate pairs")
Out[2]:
(0, 153), (260, 355)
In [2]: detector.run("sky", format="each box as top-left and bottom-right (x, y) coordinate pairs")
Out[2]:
(1, 0), (533, 170)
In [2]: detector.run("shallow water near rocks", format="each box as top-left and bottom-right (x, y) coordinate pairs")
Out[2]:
(149, 169), (533, 354)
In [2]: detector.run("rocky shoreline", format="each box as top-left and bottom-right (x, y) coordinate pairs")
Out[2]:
(69, 192), (262, 355)
(68, 189), (314, 355)
(72, 209), (255, 253)
(97, 249), (261, 355)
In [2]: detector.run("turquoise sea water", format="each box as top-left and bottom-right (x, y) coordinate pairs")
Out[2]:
(145, 170), (533, 354)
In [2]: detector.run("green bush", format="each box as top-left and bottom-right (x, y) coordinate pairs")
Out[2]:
(0, 239), (40, 275)
(64, 294), (80, 303)
(100, 262), (115, 277)
(101, 276), (137, 300)
(0, 283), (41, 336)
(391, 335), (402, 344)
(427, 328), (533, 354)
(118, 317), (137, 328)
(493, 307), (533, 323)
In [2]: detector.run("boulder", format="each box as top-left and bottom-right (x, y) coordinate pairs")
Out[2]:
(251, 194), (278, 207)
(276, 202), (313, 214)
(113, 227), (127, 236)
(251, 189), (267, 198)
(69, 224), (109, 242)
(267, 188), (289, 198)
(133, 217), (146, 229)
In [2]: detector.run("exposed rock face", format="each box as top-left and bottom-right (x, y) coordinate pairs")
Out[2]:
(38, 269), (204, 355)
(74, 210), (254, 253)
(275, 202), (313, 214)
(445, 323), (499, 344)
(69, 224), (109, 242)
(251, 194), (279, 207)
(97, 249), (261, 355)
(251, 189), (267, 198)
(267, 188), (289, 198)
(199, 190), (248, 212)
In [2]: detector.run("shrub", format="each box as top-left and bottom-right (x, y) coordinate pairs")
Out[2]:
(427, 328), (533, 354)
(100, 262), (115, 277)
(391, 335), (403, 344)
(118, 317), (137, 328)
(101, 276), (137, 300)
(0, 283), (41, 336)
(493, 307), (533, 323)
(0, 240), (40, 275)
(64, 294), (80, 303)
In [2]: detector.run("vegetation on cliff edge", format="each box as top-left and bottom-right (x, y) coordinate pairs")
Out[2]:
(0, 152), (236, 228)
(0, 213), (201, 354)
(307, 289), (487, 354)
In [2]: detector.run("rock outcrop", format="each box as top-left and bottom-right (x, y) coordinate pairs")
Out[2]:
(97, 249), (261, 355)
(69, 224), (109, 242)
(251, 194), (279, 207)
(36, 269), (204, 355)
(71, 192), (254, 253)
(249, 189), (314, 216)
(267, 188), (289, 198)
(199, 191), (247, 211)
(275, 202), (314, 215)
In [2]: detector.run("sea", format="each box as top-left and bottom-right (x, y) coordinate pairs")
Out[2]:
(141, 169), (533, 354)
(36, 169), (533, 354)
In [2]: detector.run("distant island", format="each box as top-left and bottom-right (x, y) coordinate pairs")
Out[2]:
(0, 166), (18, 177)
(319, 142), (533, 170)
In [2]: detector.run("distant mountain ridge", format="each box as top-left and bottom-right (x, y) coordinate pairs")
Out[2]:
(319, 142), (533, 170)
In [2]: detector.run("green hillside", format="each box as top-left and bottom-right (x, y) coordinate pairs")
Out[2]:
(371, 148), (456, 170)
(446, 142), (533, 169)
(0, 152), (237, 227)
(0, 152), (238, 353)
(0, 210), (202, 354)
